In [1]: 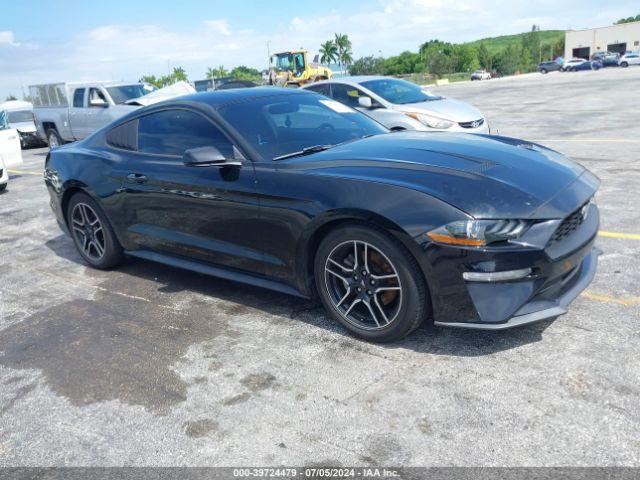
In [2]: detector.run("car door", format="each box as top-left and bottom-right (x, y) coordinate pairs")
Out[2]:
(68, 87), (87, 139)
(114, 108), (264, 275)
(80, 87), (113, 137)
(0, 111), (22, 168)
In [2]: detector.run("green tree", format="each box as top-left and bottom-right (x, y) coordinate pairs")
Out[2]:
(319, 40), (338, 66)
(427, 52), (454, 78)
(139, 75), (162, 88)
(349, 56), (385, 75)
(522, 25), (542, 64)
(552, 36), (565, 59)
(5, 95), (17, 101)
(477, 43), (492, 70)
(334, 33), (353, 74)
(614, 14), (640, 24)
(207, 65), (228, 79)
(454, 44), (479, 71)
(170, 67), (188, 82)
(229, 65), (261, 81)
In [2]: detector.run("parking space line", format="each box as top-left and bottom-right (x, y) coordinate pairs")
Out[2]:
(599, 231), (640, 240)
(582, 291), (640, 307)
(8, 169), (42, 176)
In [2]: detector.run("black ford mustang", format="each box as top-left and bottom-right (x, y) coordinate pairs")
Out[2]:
(44, 88), (600, 342)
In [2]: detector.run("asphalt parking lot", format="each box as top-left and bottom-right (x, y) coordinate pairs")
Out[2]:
(1, 67), (639, 467)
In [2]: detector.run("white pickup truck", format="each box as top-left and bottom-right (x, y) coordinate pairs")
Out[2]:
(29, 81), (195, 147)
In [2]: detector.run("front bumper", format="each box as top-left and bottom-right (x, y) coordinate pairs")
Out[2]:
(434, 246), (600, 330)
(19, 131), (43, 148)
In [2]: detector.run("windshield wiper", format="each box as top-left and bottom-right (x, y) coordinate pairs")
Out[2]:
(273, 144), (334, 161)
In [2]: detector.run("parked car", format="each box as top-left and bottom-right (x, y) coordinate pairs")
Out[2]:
(564, 59), (602, 72)
(0, 110), (24, 191)
(560, 58), (586, 71)
(45, 88), (600, 342)
(0, 100), (42, 148)
(538, 61), (561, 74)
(591, 51), (620, 67)
(470, 70), (491, 80)
(619, 53), (640, 67)
(216, 80), (258, 90)
(29, 81), (194, 147)
(194, 77), (258, 92)
(302, 76), (488, 134)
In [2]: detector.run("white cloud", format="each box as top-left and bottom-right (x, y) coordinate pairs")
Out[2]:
(1, 0), (638, 99)
(0, 31), (19, 47)
(203, 19), (231, 36)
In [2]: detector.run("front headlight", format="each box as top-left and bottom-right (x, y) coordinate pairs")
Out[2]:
(406, 112), (454, 129)
(427, 219), (532, 247)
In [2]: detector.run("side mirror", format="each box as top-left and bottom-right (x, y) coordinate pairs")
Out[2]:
(89, 97), (108, 108)
(183, 146), (241, 167)
(358, 96), (373, 109)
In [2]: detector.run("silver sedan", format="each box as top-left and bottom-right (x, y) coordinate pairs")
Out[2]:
(302, 76), (489, 134)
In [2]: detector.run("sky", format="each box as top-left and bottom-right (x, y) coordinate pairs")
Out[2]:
(0, 0), (637, 99)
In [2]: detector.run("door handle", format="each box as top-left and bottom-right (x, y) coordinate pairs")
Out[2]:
(126, 173), (148, 184)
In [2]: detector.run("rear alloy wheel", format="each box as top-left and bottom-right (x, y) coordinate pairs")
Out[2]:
(315, 225), (428, 342)
(67, 192), (124, 269)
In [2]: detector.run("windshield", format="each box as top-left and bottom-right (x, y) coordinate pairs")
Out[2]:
(7, 110), (32, 123)
(361, 78), (441, 105)
(273, 53), (305, 73)
(106, 84), (156, 105)
(218, 92), (387, 159)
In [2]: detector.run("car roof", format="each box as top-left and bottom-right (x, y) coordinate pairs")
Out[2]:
(303, 75), (393, 88)
(154, 87), (309, 109)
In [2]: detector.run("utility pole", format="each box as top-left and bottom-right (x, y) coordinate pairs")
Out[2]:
(267, 40), (271, 70)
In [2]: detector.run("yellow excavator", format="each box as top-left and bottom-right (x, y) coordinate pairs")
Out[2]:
(268, 49), (333, 88)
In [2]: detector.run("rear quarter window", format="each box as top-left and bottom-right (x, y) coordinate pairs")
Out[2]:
(106, 119), (138, 151)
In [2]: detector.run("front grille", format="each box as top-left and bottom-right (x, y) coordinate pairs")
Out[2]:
(459, 118), (484, 129)
(549, 201), (588, 245)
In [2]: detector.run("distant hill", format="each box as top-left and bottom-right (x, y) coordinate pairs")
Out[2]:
(465, 30), (565, 55)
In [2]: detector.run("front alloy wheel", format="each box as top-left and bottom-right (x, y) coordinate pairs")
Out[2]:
(324, 240), (402, 330)
(315, 225), (428, 342)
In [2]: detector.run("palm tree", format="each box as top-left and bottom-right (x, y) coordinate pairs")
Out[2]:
(334, 33), (353, 75)
(207, 65), (228, 79)
(319, 40), (338, 66)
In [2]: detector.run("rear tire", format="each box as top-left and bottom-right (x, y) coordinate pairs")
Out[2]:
(620, 61), (628, 68)
(0, 183), (6, 192)
(314, 224), (428, 342)
(66, 192), (124, 269)
(540, 68), (548, 74)
(47, 128), (62, 149)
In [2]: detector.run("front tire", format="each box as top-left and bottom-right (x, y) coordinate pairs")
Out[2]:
(314, 224), (428, 342)
(66, 192), (124, 269)
(620, 61), (628, 68)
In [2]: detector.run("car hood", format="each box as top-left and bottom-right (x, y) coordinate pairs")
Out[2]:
(11, 121), (36, 133)
(392, 97), (483, 122)
(282, 131), (599, 219)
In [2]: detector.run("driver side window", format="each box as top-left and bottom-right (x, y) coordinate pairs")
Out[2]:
(137, 109), (234, 158)
(88, 88), (107, 107)
(330, 84), (366, 108)
(0, 110), (8, 130)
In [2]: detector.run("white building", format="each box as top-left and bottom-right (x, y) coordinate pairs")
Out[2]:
(565, 21), (640, 59)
